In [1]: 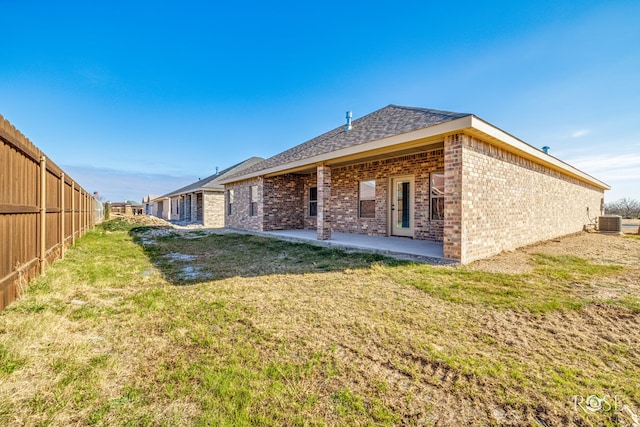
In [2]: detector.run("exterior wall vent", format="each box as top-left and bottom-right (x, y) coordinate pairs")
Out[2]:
(598, 215), (622, 234)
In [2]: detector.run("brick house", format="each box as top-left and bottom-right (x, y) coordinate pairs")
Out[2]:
(108, 201), (143, 216)
(220, 105), (609, 263)
(153, 157), (263, 227)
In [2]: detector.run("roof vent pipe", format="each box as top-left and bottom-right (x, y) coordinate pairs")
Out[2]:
(542, 146), (550, 154)
(345, 111), (352, 131)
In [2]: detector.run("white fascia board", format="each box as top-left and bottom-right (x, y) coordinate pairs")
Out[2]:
(469, 116), (610, 190)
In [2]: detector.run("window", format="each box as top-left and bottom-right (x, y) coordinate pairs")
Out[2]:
(430, 172), (444, 221)
(309, 187), (317, 217)
(359, 180), (376, 218)
(250, 185), (258, 216)
(227, 189), (234, 215)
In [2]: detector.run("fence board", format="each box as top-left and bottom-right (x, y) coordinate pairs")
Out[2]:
(0, 114), (103, 310)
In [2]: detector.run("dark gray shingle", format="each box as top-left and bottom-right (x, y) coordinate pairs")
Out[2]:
(225, 105), (469, 180)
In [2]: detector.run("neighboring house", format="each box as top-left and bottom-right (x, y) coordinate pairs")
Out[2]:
(141, 194), (159, 215)
(219, 105), (609, 263)
(153, 157), (264, 227)
(150, 195), (172, 221)
(108, 201), (143, 216)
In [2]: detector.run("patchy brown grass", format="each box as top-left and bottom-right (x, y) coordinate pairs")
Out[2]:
(0, 219), (638, 426)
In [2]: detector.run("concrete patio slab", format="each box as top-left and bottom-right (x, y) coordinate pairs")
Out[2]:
(263, 229), (449, 263)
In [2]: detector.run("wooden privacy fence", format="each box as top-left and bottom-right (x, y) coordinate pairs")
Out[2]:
(0, 114), (101, 311)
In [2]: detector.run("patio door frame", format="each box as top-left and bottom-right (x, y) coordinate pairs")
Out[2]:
(389, 175), (415, 237)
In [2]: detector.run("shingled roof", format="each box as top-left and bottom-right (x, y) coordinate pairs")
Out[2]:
(222, 105), (469, 181)
(157, 156), (263, 199)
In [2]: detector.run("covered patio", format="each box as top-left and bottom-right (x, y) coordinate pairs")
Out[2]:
(264, 229), (447, 262)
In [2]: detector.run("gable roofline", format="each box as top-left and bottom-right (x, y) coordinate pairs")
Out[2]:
(466, 115), (609, 190)
(219, 104), (469, 183)
(220, 110), (609, 191)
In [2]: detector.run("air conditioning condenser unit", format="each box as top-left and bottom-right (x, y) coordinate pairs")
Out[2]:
(598, 215), (622, 234)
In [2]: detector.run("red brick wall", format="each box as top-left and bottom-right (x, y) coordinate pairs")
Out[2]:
(328, 150), (445, 240)
(262, 174), (304, 230)
(225, 150), (446, 241)
(269, 151), (446, 239)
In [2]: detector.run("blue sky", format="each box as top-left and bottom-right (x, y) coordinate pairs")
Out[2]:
(1, 1), (638, 203)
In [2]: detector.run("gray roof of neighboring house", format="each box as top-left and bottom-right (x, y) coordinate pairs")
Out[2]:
(223, 105), (469, 181)
(157, 157), (264, 199)
(110, 200), (143, 207)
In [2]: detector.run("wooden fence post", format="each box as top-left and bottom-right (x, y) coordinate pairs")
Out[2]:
(81, 191), (84, 234)
(85, 193), (88, 231)
(39, 156), (46, 274)
(71, 182), (75, 244)
(82, 191), (86, 233)
(60, 173), (65, 260)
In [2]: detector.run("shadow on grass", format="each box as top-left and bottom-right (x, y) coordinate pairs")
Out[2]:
(128, 226), (412, 286)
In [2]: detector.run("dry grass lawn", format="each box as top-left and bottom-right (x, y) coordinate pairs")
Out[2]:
(0, 218), (639, 426)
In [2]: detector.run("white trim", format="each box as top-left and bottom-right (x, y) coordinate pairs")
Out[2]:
(468, 116), (610, 190)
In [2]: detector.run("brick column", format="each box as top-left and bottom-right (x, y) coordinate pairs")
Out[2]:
(443, 134), (463, 261)
(317, 163), (332, 240)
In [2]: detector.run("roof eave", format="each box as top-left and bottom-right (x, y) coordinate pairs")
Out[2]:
(467, 116), (610, 190)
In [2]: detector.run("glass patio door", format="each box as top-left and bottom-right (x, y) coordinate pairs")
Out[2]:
(391, 176), (414, 237)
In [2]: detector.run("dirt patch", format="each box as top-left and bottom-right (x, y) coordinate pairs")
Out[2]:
(469, 231), (640, 274)
(109, 213), (172, 227)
